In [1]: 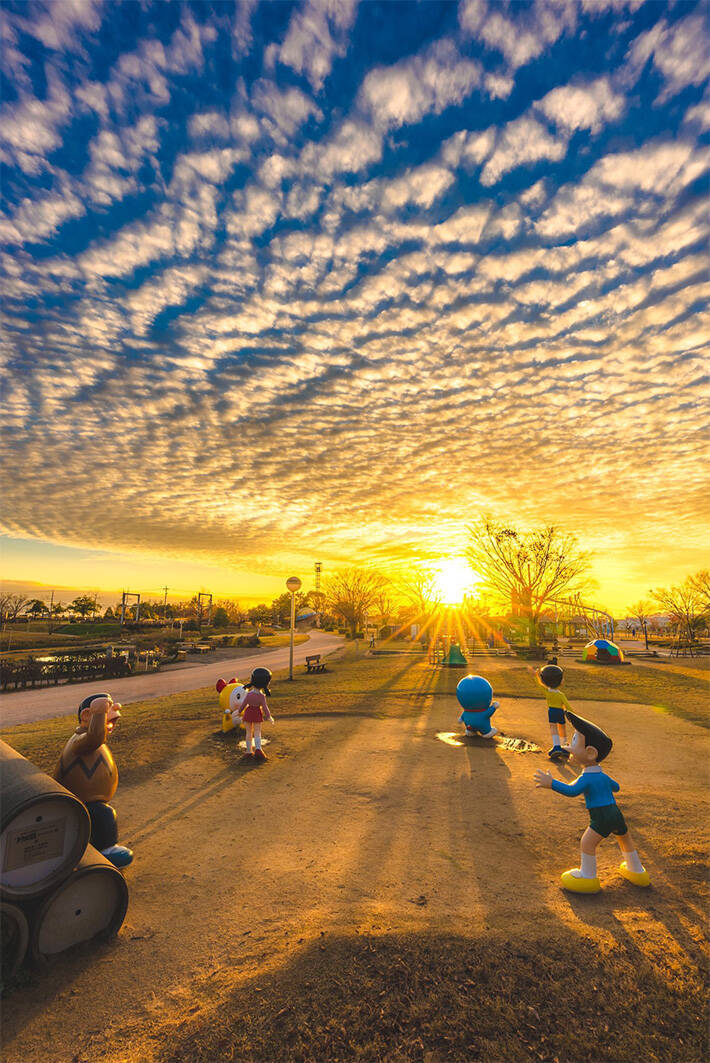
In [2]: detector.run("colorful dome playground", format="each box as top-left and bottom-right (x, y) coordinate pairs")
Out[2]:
(582, 638), (625, 664)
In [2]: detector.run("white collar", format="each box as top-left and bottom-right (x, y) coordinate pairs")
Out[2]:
(582, 765), (602, 774)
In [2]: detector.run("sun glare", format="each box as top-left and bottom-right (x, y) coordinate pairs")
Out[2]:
(433, 558), (476, 606)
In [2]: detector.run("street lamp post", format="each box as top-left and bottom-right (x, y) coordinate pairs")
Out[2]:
(286, 576), (302, 680)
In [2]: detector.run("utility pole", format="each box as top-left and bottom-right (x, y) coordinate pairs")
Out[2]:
(286, 576), (302, 680)
(162, 586), (168, 625)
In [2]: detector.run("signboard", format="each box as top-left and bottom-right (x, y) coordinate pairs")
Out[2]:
(3, 817), (66, 872)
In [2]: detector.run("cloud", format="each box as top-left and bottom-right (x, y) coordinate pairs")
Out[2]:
(535, 139), (709, 239)
(0, 182), (85, 245)
(0, 70), (72, 173)
(481, 116), (567, 185)
(2, 0), (708, 592)
(251, 81), (323, 145)
(536, 75), (625, 133)
(358, 38), (483, 131)
(627, 12), (710, 103)
(271, 0), (359, 92)
(24, 0), (102, 51)
(459, 0), (578, 71)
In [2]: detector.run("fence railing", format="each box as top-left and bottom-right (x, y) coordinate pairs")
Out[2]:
(0, 654), (133, 692)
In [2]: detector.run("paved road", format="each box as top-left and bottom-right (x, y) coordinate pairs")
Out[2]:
(0, 631), (343, 728)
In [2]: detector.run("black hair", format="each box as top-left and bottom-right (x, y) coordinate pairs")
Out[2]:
(539, 664), (563, 689)
(78, 692), (110, 721)
(246, 667), (272, 696)
(564, 709), (613, 762)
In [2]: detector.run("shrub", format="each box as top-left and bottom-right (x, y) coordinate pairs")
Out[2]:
(236, 635), (261, 648)
(514, 644), (548, 660)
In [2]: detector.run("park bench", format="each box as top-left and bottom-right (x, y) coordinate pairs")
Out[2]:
(305, 654), (326, 673)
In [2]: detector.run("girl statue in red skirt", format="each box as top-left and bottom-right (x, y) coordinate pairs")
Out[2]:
(239, 667), (274, 762)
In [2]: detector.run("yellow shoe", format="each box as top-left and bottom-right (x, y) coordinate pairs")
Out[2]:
(560, 869), (601, 893)
(619, 861), (650, 887)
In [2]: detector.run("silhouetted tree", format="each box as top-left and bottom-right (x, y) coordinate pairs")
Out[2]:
(651, 578), (705, 644)
(71, 595), (99, 619)
(467, 520), (590, 646)
(0, 594), (29, 622)
(395, 569), (441, 641)
(271, 592), (308, 625)
(324, 568), (389, 638)
(689, 570), (710, 614)
(248, 603), (273, 626)
(627, 599), (653, 650)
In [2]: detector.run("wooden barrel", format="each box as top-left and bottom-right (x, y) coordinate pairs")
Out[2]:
(0, 740), (91, 900)
(29, 845), (128, 961)
(0, 901), (29, 980)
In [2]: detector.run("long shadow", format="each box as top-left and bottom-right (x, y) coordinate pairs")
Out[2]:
(324, 664), (445, 920)
(128, 763), (244, 845)
(440, 738), (554, 922)
(563, 884), (707, 985)
(257, 662), (442, 932)
(136, 655), (434, 907)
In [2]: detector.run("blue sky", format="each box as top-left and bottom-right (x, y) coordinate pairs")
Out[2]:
(1, 0), (708, 609)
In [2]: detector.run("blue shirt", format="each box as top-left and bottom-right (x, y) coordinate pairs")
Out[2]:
(551, 766), (620, 809)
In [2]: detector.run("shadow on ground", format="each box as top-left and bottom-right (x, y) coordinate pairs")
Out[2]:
(150, 928), (706, 1063)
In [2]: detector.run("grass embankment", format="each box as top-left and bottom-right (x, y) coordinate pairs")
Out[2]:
(0, 631), (85, 653)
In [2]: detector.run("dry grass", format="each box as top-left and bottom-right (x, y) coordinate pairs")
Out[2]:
(152, 930), (707, 1063)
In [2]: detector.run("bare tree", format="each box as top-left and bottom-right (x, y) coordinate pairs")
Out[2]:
(466, 519), (590, 645)
(689, 570), (710, 614)
(324, 568), (389, 638)
(395, 569), (442, 642)
(0, 594), (29, 623)
(371, 584), (397, 629)
(627, 599), (653, 650)
(651, 578), (704, 645)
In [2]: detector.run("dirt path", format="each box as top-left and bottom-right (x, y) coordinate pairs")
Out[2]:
(0, 632), (342, 727)
(3, 656), (708, 1063)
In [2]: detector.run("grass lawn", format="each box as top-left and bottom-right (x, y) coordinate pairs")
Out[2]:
(2, 649), (707, 784)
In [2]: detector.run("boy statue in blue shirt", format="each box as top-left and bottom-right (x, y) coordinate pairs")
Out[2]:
(534, 709), (650, 893)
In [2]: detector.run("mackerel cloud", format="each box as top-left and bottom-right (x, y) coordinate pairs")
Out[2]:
(1, 0), (708, 575)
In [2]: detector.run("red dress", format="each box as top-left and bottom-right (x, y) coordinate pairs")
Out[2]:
(241, 690), (269, 723)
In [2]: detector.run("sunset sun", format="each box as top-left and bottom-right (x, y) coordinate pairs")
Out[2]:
(433, 558), (477, 606)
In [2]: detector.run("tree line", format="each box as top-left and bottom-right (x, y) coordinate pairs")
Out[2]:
(2, 522), (708, 646)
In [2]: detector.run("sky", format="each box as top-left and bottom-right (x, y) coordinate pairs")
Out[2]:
(1, 0), (708, 614)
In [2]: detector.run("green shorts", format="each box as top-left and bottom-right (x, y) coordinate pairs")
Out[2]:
(588, 803), (627, 838)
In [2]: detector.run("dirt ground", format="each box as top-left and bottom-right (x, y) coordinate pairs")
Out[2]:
(2, 653), (708, 1063)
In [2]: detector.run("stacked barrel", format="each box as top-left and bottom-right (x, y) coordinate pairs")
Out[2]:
(0, 740), (128, 978)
